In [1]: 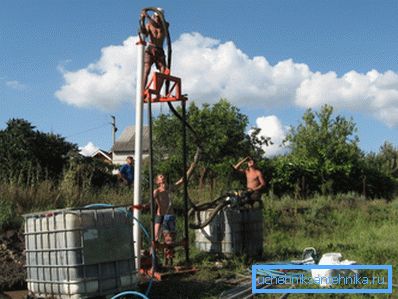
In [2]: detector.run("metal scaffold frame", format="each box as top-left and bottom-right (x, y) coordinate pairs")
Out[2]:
(133, 7), (192, 275)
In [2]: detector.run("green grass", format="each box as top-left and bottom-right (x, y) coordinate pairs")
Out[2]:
(1, 183), (397, 298)
(142, 193), (398, 298)
(262, 195), (398, 265)
(241, 195), (398, 299)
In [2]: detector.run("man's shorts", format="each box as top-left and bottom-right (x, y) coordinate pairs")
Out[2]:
(249, 190), (264, 202)
(145, 45), (166, 70)
(155, 215), (164, 224)
(243, 190), (265, 208)
(162, 214), (176, 233)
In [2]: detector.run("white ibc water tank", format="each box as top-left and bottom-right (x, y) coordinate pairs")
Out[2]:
(24, 207), (138, 299)
(195, 207), (263, 257)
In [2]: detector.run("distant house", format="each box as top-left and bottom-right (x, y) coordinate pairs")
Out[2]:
(111, 126), (150, 165)
(79, 142), (112, 164)
(91, 149), (113, 164)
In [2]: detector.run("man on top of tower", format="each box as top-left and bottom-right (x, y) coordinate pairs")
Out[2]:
(140, 8), (170, 88)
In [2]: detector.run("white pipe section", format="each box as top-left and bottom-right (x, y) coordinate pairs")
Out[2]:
(133, 40), (145, 270)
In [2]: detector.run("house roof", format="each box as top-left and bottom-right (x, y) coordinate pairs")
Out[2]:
(111, 126), (150, 152)
(92, 149), (112, 161)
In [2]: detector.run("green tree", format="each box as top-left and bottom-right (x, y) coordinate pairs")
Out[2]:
(360, 142), (398, 199)
(280, 105), (362, 196)
(152, 99), (266, 188)
(360, 154), (395, 199)
(0, 118), (77, 185)
(376, 141), (398, 178)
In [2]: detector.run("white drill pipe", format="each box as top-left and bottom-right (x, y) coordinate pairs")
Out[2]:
(133, 40), (145, 270)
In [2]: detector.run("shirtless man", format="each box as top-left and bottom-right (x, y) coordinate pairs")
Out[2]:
(153, 174), (173, 242)
(140, 8), (169, 88)
(233, 156), (266, 203)
(153, 162), (196, 241)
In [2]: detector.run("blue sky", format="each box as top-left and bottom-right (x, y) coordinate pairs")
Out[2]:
(1, 0), (398, 155)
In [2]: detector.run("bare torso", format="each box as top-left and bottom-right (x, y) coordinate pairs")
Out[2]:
(146, 22), (166, 47)
(154, 184), (173, 215)
(245, 168), (264, 190)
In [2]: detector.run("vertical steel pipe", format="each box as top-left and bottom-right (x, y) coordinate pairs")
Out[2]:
(182, 99), (190, 263)
(133, 40), (145, 270)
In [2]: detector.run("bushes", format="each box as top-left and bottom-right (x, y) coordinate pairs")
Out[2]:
(0, 152), (121, 230)
(58, 153), (117, 207)
(0, 119), (76, 185)
(0, 180), (133, 231)
(0, 181), (59, 230)
(0, 195), (19, 230)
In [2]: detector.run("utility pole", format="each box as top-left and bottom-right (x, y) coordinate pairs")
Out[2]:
(110, 115), (117, 147)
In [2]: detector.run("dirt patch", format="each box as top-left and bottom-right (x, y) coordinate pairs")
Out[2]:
(1, 290), (28, 299)
(0, 230), (26, 292)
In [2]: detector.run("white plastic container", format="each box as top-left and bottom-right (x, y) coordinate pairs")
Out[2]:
(24, 207), (137, 299)
(195, 207), (263, 257)
(311, 252), (357, 287)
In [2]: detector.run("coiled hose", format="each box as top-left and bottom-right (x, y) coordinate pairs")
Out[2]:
(188, 191), (264, 229)
(187, 195), (230, 229)
(140, 7), (203, 212)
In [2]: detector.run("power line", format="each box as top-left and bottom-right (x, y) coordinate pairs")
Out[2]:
(65, 123), (108, 139)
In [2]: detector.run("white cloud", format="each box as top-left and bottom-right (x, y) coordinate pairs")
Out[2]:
(55, 37), (137, 111)
(55, 33), (310, 110)
(254, 115), (289, 157)
(55, 32), (398, 126)
(173, 33), (311, 107)
(79, 142), (99, 157)
(6, 80), (26, 90)
(296, 70), (398, 126)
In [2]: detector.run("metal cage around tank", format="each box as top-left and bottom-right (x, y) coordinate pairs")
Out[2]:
(195, 207), (264, 257)
(23, 206), (138, 299)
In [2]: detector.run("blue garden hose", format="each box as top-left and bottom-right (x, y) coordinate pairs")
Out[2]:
(83, 203), (154, 298)
(84, 203), (114, 208)
(111, 290), (149, 299)
(83, 203), (150, 239)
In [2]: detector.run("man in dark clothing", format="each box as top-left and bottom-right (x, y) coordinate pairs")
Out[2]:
(118, 156), (134, 186)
